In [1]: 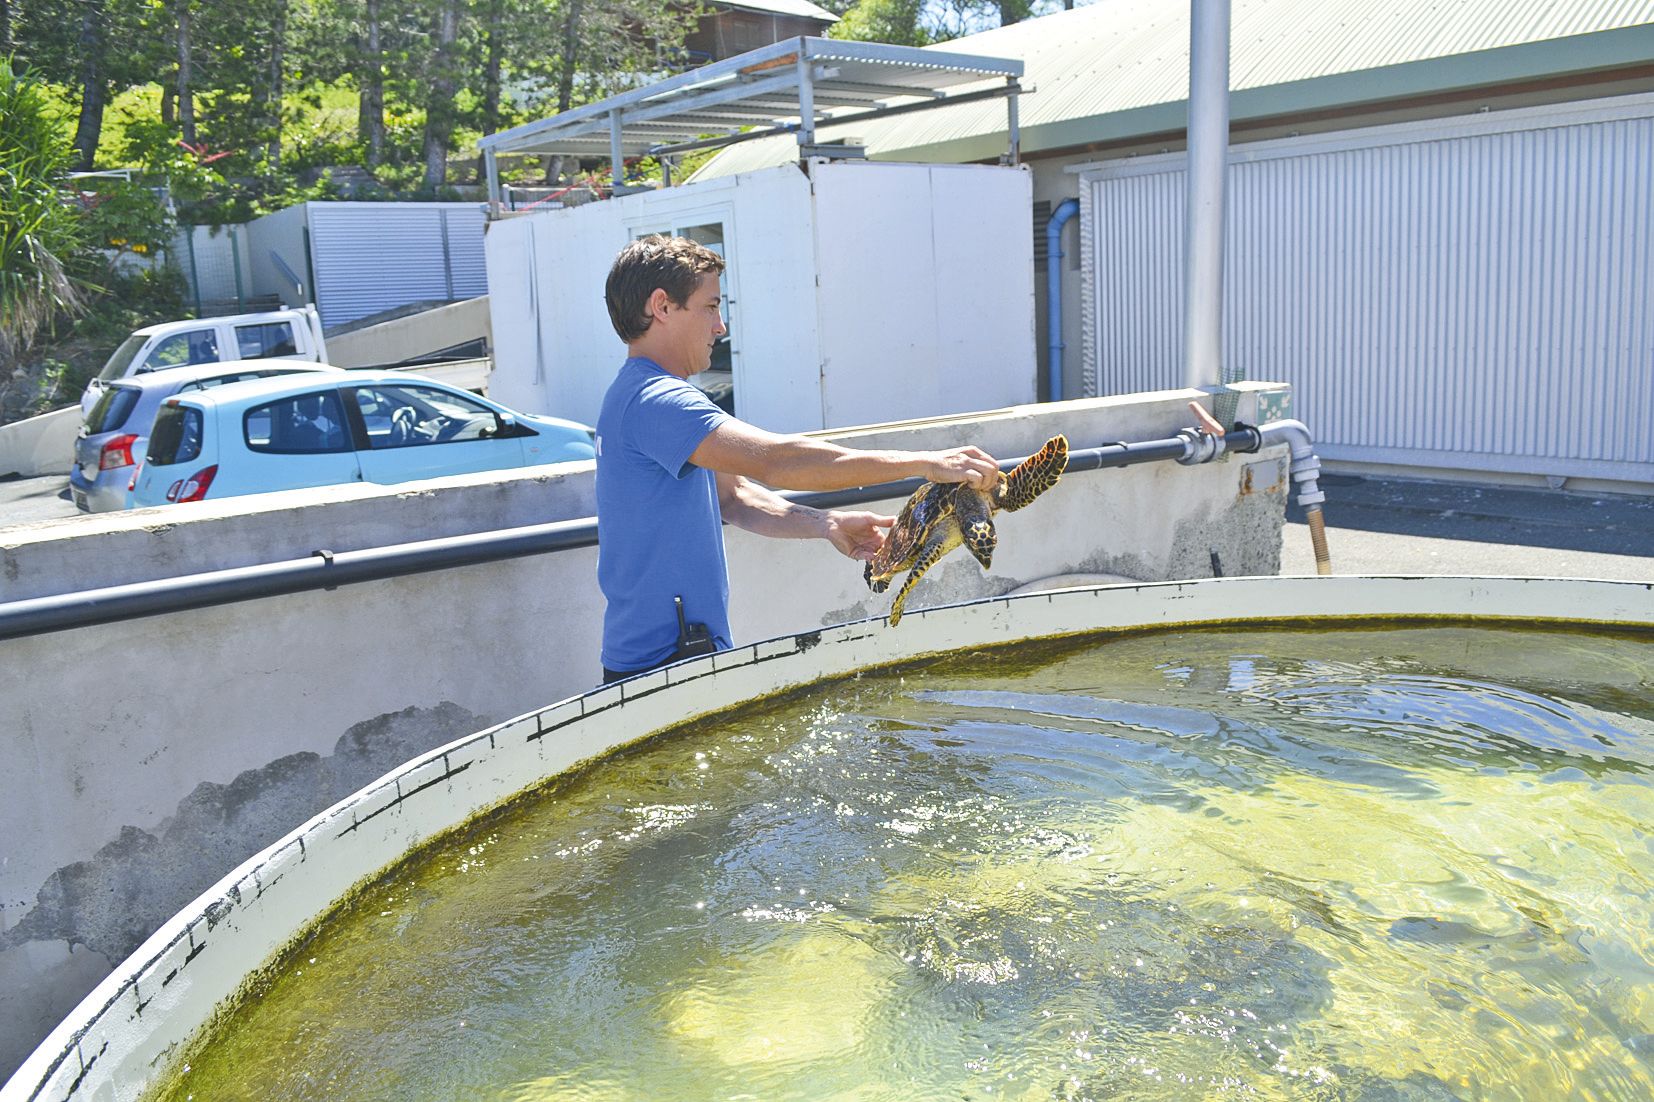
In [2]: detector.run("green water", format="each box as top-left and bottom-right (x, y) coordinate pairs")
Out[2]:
(156, 626), (1654, 1101)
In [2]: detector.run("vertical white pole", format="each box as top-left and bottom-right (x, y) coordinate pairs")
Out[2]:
(796, 50), (817, 150)
(1185, 0), (1229, 389)
(610, 109), (624, 191)
(484, 148), (501, 216)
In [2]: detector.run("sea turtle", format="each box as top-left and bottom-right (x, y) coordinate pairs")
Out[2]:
(865, 434), (1069, 626)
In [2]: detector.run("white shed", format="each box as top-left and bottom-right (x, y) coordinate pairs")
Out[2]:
(485, 158), (1035, 433)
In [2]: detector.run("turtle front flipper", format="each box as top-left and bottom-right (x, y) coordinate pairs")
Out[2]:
(998, 434), (1069, 512)
(888, 524), (955, 627)
(955, 490), (997, 570)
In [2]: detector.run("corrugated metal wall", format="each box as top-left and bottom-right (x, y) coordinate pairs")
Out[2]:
(1079, 94), (1654, 484)
(307, 203), (489, 329)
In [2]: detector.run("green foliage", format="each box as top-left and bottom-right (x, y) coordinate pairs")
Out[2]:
(830, 0), (935, 46)
(71, 178), (175, 261)
(0, 57), (86, 362)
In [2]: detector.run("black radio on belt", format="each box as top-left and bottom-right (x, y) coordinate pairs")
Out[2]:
(674, 595), (716, 659)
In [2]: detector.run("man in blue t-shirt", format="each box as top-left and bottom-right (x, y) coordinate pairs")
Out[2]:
(595, 235), (1001, 682)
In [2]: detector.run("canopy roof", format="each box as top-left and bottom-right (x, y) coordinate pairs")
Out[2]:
(477, 37), (1023, 164)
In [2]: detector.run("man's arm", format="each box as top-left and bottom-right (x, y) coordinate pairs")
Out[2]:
(691, 418), (998, 492)
(717, 472), (894, 561)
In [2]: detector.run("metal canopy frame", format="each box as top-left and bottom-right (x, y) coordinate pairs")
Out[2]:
(477, 37), (1024, 210)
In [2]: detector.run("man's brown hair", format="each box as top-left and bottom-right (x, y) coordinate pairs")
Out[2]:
(605, 234), (725, 342)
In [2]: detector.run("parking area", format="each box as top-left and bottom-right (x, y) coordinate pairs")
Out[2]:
(0, 474), (78, 526)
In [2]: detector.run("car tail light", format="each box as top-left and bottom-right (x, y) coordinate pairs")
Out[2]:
(99, 433), (139, 470)
(166, 465), (218, 503)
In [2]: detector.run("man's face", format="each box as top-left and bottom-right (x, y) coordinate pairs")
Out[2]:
(657, 273), (727, 376)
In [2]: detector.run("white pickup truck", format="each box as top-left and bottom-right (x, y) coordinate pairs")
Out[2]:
(79, 305), (488, 414)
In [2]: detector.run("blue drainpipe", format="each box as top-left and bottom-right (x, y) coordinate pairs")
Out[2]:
(1044, 198), (1081, 402)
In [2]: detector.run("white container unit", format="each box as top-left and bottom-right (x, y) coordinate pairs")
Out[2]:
(484, 159), (1037, 433)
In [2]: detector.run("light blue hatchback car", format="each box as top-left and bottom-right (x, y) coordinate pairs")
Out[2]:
(130, 370), (595, 507)
(71, 359), (343, 512)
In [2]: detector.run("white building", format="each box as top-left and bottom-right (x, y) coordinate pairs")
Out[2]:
(698, 2), (1654, 490)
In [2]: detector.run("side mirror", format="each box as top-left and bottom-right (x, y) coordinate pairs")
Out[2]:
(496, 414), (518, 437)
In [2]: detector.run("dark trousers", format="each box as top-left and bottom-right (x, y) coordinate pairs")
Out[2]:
(602, 643), (717, 684)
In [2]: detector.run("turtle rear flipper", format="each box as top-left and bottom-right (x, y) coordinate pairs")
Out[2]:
(998, 434), (1068, 512)
(888, 525), (952, 627)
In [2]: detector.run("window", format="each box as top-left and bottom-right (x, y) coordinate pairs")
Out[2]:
(245, 390), (351, 453)
(352, 383), (502, 449)
(235, 322), (298, 359)
(140, 329), (219, 372)
(147, 405), (204, 466)
(86, 385), (141, 434)
(97, 334), (149, 382)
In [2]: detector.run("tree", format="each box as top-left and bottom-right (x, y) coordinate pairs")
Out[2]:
(0, 58), (85, 362)
(830, 0), (932, 46)
(419, 0), (462, 189)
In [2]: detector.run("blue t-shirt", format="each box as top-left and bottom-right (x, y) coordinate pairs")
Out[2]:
(595, 357), (733, 672)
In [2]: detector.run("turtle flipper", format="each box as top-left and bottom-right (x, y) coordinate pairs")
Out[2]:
(998, 435), (1068, 512)
(888, 526), (952, 627)
(955, 491), (997, 570)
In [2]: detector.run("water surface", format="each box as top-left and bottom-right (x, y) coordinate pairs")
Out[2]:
(157, 626), (1654, 1101)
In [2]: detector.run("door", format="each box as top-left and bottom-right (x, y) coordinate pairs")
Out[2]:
(628, 218), (737, 415)
(238, 387), (363, 495)
(347, 381), (527, 484)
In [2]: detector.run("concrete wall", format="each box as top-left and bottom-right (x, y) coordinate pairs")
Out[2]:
(324, 296), (494, 369)
(0, 407), (79, 479)
(245, 202), (311, 308)
(0, 384), (1291, 1078)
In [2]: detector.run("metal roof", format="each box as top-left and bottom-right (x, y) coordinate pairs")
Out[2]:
(694, 0), (1654, 178)
(477, 37), (1022, 163)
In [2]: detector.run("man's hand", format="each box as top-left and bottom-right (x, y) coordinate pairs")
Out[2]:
(825, 510), (895, 561)
(924, 446), (1000, 488)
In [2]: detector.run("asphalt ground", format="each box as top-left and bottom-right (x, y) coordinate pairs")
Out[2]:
(0, 472), (77, 526)
(3, 469), (1652, 584)
(1279, 473), (1654, 582)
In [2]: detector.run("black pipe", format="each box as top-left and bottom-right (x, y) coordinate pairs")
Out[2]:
(0, 430), (1261, 642)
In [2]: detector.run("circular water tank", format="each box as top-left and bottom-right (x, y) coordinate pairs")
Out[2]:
(6, 575), (1650, 1101)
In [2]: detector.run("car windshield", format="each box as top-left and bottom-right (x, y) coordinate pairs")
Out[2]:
(96, 335), (149, 383)
(85, 384), (141, 434)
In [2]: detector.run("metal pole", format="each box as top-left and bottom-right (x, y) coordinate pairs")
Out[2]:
(484, 148), (501, 216)
(796, 48), (816, 151)
(1006, 77), (1021, 165)
(1184, 0), (1229, 389)
(229, 226), (245, 311)
(609, 109), (624, 192)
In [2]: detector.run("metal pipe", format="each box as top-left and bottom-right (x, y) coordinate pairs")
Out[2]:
(609, 109), (624, 191)
(1254, 418), (1333, 575)
(0, 422), (1298, 642)
(1044, 198), (1080, 402)
(1185, 0), (1230, 389)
